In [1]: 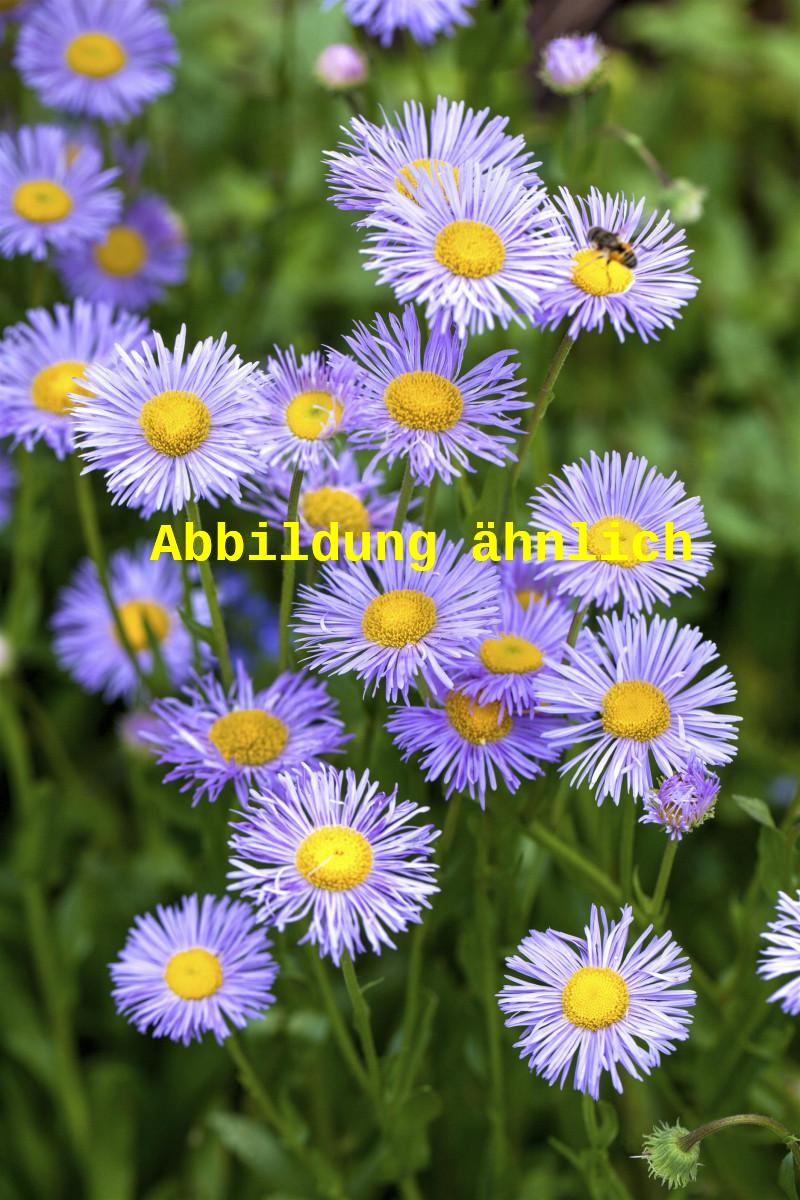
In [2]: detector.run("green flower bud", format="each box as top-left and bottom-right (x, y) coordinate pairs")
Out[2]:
(641, 1121), (701, 1190)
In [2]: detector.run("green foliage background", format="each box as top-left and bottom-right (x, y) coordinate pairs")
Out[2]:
(2, 1), (800, 1197)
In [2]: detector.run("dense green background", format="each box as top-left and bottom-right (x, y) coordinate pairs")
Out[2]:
(2, 0), (800, 1196)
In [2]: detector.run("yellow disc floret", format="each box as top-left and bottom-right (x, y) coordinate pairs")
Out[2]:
(434, 219), (506, 278)
(479, 634), (544, 675)
(13, 180), (73, 223)
(285, 390), (342, 440)
(445, 691), (512, 744)
(31, 359), (92, 414)
(362, 589), (437, 648)
(164, 948), (223, 1000)
(302, 487), (370, 534)
(115, 600), (170, 652)
(295, 825), (373, 891)
(587, 516), (647, 569)
(65, 32), (127, 79)
(602, 680), (671, 742)
(562, 966), (629, 1030)
(208, 709), (289, 766)
(395, 158), (460, 202)
(383, 371), (463, 432)
(139, 389), (212, 457)
(94, 225), (148, 276)
(571, 249), (633, 296)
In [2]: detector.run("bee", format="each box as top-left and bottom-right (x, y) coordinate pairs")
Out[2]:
(587, 225), (638, 270)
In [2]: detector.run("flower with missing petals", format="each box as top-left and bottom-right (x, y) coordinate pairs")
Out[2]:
(110, 894), (278, 1044)
(228, 763), (439, 964)
(498, 905), (695, 1098)
(640, 755), (720, 840)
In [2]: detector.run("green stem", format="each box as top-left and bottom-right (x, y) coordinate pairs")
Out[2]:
(679, 1114), (800, 1170)
(308, 948), (369, 1091)
(529, 819), (622, 904)
(581, 1096), (634, 1200)
(340, 953), (383, 1110)
(567, 604), (588, 648)
(392, 460), (414, 530)
(509, 334), (576, 491)
(71, 456), (150, 692)
(278, 466), (304, 672)
(619, 801), (636, 897)
(474, 816), (508, 1189)
(178, 541), (202, 673)
(650, 838), (679, 919)
(187, 499), (234, 689)
(6, 449), (39, 648)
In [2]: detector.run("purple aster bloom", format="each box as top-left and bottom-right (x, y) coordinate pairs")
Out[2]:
(147, 661), (349, 806)
(337, 305), (529, 485)
(73, 325), (262, 517)
(498, 904), (695, 1099)
(56, 193), (187, 311)
(640, 754), (720, 840)
(540, 34), (606, 95)
(315, 43), (368, 91)
(759, 892), (800, 1016)
(254, 345), (358, 473)
(293, 533), (501, 701)
(229, 763), (440, 964)
(528, 450), (714, 612)
(16, 0), (177, 123)
(455, 593), (573, 716)
(537, 612), (739, 805)
(326, 96), (539, 215)
(0, 0), (34, 31)
(0, 453), (15, 525)
(0, 300), (148, 459)
(110, 894), (278, 1045)
(363, 162), (568, 337)
(243, 449), (398, 548)
(500, 551), (561, 610)
(51, 543), (206, 702)
(537, 187), (699, 342)
(0, 124), (121, 261)
(323, 0), (474, 46)
(387, 691), (562, 808)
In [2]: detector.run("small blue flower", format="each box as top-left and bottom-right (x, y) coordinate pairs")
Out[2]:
(323, 0), (474, 46)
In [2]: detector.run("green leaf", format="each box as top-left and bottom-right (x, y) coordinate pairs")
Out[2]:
(206, 1111), (305, 1190)
(779, 1151), (800, 1199)
(733, 794), (775, 827)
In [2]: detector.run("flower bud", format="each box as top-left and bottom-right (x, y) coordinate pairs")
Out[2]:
(661, 177), (707, 224)
(641, 1121), (701, 1190)
(540, 33), (605, 95)
(314, 44), (368, 92)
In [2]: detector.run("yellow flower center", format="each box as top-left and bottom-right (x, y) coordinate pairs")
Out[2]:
(395, 157), (460, 202)
(479, 634), (543, 675)
(139, 390), (212, 457)
(515, 588), (544, 610)
(208, 709), (289, 766)
(65, 31), (127, 78)
(361, 588), (437, 648)
(31, 359), (92, 414)
(302, 487), (370, 534)
(164, 948), (223, 1000)
(383, 370), (463, 432)
(587, 516), (647, 568)
(445, 691), (512, 744)
(434, 219), (506, 278)
(602, 680), (671, 742)
(94, 225), (148, 277)
(13, 180), (73, 224)
(285, 390), (342, 440)
(571, 248), (634, 297)
(295, 825), (373, 891)
(562, 966), (629, 1031)
(115, 600), (170, 653)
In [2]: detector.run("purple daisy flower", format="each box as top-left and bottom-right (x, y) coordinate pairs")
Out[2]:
(0, 453), (15, 525)
(498, 905), (696, 1099)
(540, 34), (606, 95)
(640, 754), (720, 840)
(528, 451), (714, 612)
(56, 193), (187, 311)
(147, 661), (349, 806)
(455, 593), (574, 716)
(363, 162), (568, 337)
(51, 543), (205, 702)
(16, 0), (177, 123)
(537, 187), (699, 342)
(759, 892), (800, 1016)
(292, 534), (501, 701)
(228, 763), (440, 964)
(73, 325), (262, 517)
(110, 894), (278, 1045)
(254, 346), (358, 473)
(500, 551), (561, 610)
(337, 305), (529, 485)
(387, 691), (562, 808)
(0, 300), (148, 459)
(322, 0), (474, 46)
(0, 124), (121, 261)
(0, 0), (35, 31)
(326, 96), (539, 215)
(244, 449), (398, 548)
(536, 612), (739, 805)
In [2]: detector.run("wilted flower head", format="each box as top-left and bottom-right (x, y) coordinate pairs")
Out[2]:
(314, 43), (368, 90)
(641, 1121), (701, 1190)
(323, 0), (474, 46)
(540, 33), (605, 94)
(640, 755), (720, 840)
